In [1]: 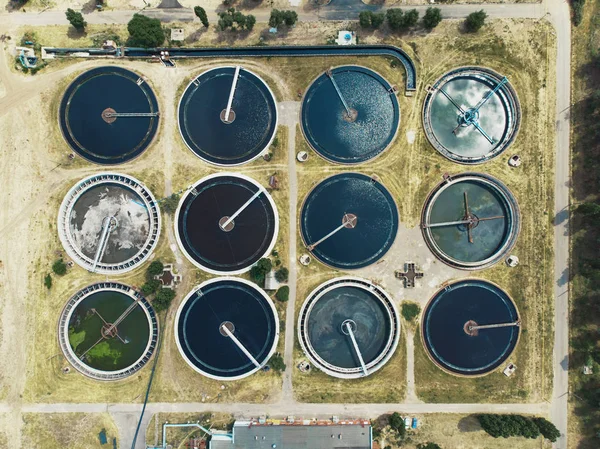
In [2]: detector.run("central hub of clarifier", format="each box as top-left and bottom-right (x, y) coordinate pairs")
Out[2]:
(341, 319), (357, 335)
(463, 320), (479, 337)
(342, 213), (358, 229)
(102, 107), (117, 124)
(218, 216), (235, 232)
(220, 109), (236, 124)
(342, 108), (358, 123)
(219, 321), (236, 336)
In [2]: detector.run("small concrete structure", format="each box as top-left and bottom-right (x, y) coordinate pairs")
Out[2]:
(395, 262), (424, 288)
(154, 263), (182, 289)
(171, 28), (185, 41)
(506, 255), (520, 267)
(508, 155), (522, 167)
(297, 151), (309, 162)
(264, 270), (282, 291)
(583, 365), (593, 375)
(336, 31), (356, 46)
(269, 175), (280, 190)
(299, 254), (311, 266)
(503, 363), (517, 377)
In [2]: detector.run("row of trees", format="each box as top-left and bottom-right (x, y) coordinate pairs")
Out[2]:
(217, 7), (256, 32)
(359, 8), (485, 32)
(269, 9), (298, 28)
(477, 414), (561, 442)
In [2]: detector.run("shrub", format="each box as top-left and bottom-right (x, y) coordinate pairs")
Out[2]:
(275, 286), (289, 302)
(66, 8), (86, 31)
(153, 288), (176, 312)
(401, 302), (421, 321)
(246, 15), (256, 31)
(422, 7), (442, 30)
(465, 10), (487, 33)
(147, 260), (164, 277)
(161, 193), (180, 215)
(275, 267), (289, 283)
(269, 353), (286, 372)
(194, 6), (209, 27)
(141, 279), (161, 296)
(127, 14), (165, 47)
(52, 259), (67, 276)
(576, 202), (600, 216)
(250, 258), (272, 283)
(389, 412), (406, 438)
(44, 274), (52, 289)
(477, 414), (540, 439)
(532, 418), (561, 442)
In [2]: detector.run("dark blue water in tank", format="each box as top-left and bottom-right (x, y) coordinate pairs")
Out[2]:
(423, 280), (519, 375)
(301, 66), (400, 164)
(59, 67), (159, 164)
(300, 173), (398, 269)
(177, 280), (277, 378)
(177, 175), (276, 273)
(178, 67), (277, 165)
(307, 286), (390, 369)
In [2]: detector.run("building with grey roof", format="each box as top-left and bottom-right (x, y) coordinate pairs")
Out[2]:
(210, 420), (372, 449)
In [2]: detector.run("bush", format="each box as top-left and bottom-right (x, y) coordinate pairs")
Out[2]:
(275, 267), (289, 283)
(422, 7), (442, 29)
(572, 0), (585, 26)
(389, 412), (406, 438)
(246, 15), (256, 31)
(44, 274), (52, 289)
(477, 414), (540, 439)
(269, 353), (286, 372)
(161, 193), (180, 215)
(153, 288), (176, 312)
(576, 202), (600, 216)
(275, 286), (289, 302)
(52, 259), (67, 276)
(465, 10), (487, 33)
(141, 279), (161, 296)
(66, 8), (86, 31)
(401, 302), (421, 321)
(127, 14), (165, 47)
(250, 258), (272, 283)
(194, 6), (209, 27)
(532, 418), (561, 442)
(147, 260), (164, 277)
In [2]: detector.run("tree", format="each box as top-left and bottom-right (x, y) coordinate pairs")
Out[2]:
(422, 7), (442, 30)
(161, 193), (180, 215)
(269, 353), (286, 372)
(141, 279), (161, 296)
(44, 274), (52, 289)
(403, 9), (419, 27)
(359, 11), (372, 28)
(577, 202), (600, 216)
(532, 418), (561, 442)
(401, 302), (421, 321)
(389, 412), (406, 438)
(477, 414), (540, 439)
(66, 8), (86, 31)
(246, 14), (256, 31)
(269, 9), (284, 28)
(386, 9), (405, 31)
(127, 14), (165, 47)
(283, 10), (298, 26)
(250, 257), (272, 283)
(371, 12), (385, 28)
(275, 286), (289, 302)
(194, 6), (209, 28)
(147, 260), (164, 277)
(275, 267), (289, 283)
(465, 10), (487, 33)
(52, 259), (67, 276)
(153, 288), (176, 312)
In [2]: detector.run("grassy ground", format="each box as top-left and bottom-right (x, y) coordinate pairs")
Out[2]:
(16, 18), (555, 406)
(373, 413), (552, 449)
(290, 19), (555, 403)
(21, 413), (118, 449)
(144, 412), (233, 448)
(568, 1), (600, 448)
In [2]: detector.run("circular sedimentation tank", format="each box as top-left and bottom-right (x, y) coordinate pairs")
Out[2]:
(300, 173), (398, 269)
(58, 173), (161, 274)
(422, 279), (520, 376)
(301, 66), (400, 164)
(423, 67), (520, 164)
(421, 173), (519, 270)
(59, 67), (159, 164)
(175, 278), (279, 380)
(298, 277), (400, 378)
(178, 66), (278, 166)
(58, 282), (158, 380)
(175, 173), (278, 275)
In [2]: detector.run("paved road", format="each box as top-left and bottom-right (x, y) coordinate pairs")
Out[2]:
(0, 3), (545, 27)
(21, 401), (551, 415)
